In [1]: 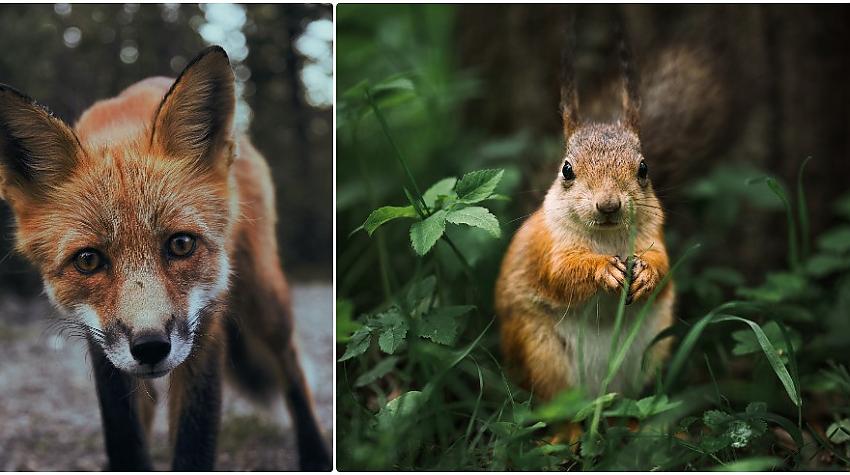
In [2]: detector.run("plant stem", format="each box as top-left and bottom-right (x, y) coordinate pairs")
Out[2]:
(365, 89), (429, 213)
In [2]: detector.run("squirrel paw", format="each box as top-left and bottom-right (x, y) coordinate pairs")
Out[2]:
(627, 257), (660, 303)
(596, 256), (627, 293)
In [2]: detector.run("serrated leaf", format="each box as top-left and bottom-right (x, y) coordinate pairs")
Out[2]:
(360, 206), (418, 236)
(455, 169), (504, 204)
(678, 416), (699, 431)
(410, 209), (447, 255)
(376, 309), (408, 354)
(727, 420), (756, 448)
(406, 275), (437, 316)
(338, 326), (372, 362)
(354, 356), (399, 387)
(419, 305), (474, 345)
(423, 177), (457, 209)
(703, 410), (733, 430)
(818, 226), (850, 254)
(376, 390), (426, 431)
(446, 206), (501, 238)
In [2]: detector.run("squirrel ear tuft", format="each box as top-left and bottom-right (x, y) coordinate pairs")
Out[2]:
(560, 12), (581, 141)
(150, 46), (235, 172)
(621, 87), (640, 135)
(0, 84), (81, 202)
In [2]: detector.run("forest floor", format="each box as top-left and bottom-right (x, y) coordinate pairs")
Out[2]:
(0, 282), (333, 471)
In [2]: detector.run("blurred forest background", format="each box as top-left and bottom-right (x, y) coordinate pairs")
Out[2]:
(337, 5), (850, 471)
(0, 4), (333, 470)
(0, 3), (333, 290)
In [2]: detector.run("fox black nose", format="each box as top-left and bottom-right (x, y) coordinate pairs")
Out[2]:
(130, 333), (171, 366)
(596, 198), (622, 215)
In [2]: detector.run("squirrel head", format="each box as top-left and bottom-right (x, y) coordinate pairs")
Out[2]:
(545, 18), (662, 237)
(542, 121), (663, 236)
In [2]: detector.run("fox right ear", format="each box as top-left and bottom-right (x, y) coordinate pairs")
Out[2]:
(150, 46), (236, 174)
(0, 85), (81, 202)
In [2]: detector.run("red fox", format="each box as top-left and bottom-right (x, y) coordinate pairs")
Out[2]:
(0, 47), (331, 470)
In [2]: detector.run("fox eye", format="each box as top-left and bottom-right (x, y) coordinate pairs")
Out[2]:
(562, 161), (575, 181)
(637, 160), (649, 181)
(167, 233), (196, 258)
(73, 249), (104, 274)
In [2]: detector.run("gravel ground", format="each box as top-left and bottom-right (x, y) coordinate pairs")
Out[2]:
(0, 283), (333, 471)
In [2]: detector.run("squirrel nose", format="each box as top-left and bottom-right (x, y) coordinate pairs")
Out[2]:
(596, 198), (622, 215)
(130, 333), (171, 366)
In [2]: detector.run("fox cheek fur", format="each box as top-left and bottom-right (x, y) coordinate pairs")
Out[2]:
(0, 46), (331, 470)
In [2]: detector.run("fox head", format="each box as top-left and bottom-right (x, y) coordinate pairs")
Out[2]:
(0, 47), (237, 378)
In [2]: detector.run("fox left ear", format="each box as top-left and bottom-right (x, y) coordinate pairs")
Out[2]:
(0, 84), (82, 203)
(151, 46), (236, 172)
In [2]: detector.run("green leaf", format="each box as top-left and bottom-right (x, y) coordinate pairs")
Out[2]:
(455, 169), (504, 204)
(410, 209), (447, 255)
(376, 309), (408, 354)
(818, 226), (850, 254)
(376, 390), (427, 431)
(827, 419), (850, 444)
(636, 395), (681, 418)
(575, 393), (618, 422)
(335, 299), (361, 343)
(405, 275), (437, 316)
(419, 305), (474, 345)
(746, 401), (767, 414)
(360, 206), (418, 236)
(446, 206), (501, 238)
(736, 272), (807, 302)
(731, 321), (801, 361)
(711, 457), (782, 471)
(354, 356), (399, 387)
(719, 316), (802, 406)
(530, 388), (591, 423)
(727, 420), (756, 448)
(423, 177), (457, 209)
(338, 326), (372, 362)
(805, 254), (850, 277)
(703, 410), (733, 430)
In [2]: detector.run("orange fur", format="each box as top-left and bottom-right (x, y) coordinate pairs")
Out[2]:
(495, 122), (675, 402)
(0, 47), (329, 470)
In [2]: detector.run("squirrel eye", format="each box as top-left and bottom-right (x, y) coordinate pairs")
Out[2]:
(167, 233), (196, 258)
(73, 249), (104, 274)
(637, 160), (649, 180)
(562, 161), (575, 181)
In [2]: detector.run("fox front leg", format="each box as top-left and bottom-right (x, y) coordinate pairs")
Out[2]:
(168, 339), (223, 470)
(89, 341), (153, 471)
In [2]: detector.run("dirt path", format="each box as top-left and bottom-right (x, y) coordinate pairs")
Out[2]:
(0, 283), (333, 471)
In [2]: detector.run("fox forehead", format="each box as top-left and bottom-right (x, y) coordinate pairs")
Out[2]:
(16, 143), (232, 270)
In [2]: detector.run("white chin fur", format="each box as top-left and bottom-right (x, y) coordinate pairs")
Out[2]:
(102, 328), (194, 378)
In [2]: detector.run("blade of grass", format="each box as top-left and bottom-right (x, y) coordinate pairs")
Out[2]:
(797, 157), (812, 260)
(365, 88), (429, 214)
